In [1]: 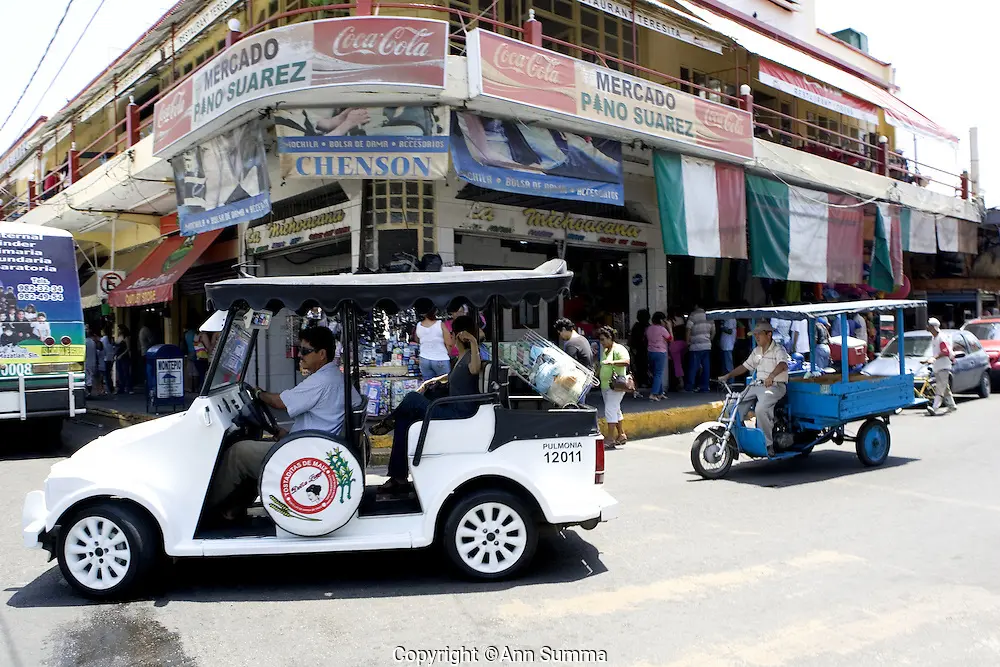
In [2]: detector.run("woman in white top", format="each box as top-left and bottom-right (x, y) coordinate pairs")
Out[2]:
(413, 304), (453, 382)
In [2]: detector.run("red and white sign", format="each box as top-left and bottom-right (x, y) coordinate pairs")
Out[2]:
(468, 30), (754, 160)
(758, 59), (878, 124)
(312, 17), (447, 87)
(153, 17), (448, 156)
(280, 457), (338, 515)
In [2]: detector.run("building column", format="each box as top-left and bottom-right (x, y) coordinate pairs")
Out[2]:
(628, 251), (648, 326)
(646, 250), (668, 314)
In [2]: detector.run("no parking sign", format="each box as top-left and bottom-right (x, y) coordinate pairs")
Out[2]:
(97, 270), (126, 299)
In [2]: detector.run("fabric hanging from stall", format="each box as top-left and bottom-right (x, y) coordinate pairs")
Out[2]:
(870, 204), (905, 292)
(898, 207), (938, 254)
(654, 152), (747, 259)
(745, 174), (863, 284)
(936, 216), (978, 254)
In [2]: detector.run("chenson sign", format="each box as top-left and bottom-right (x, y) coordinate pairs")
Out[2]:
(467, 29), (753, 160)
(153, 17), (448, 156)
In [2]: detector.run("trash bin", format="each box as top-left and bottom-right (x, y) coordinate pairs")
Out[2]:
(145, 344), (185, 414)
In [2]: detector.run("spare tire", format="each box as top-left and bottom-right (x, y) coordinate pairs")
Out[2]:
(259, 431), (364, 537)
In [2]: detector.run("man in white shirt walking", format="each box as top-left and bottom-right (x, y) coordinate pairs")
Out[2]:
(924, 318), (957, 416)
(718, 320), (790, 456)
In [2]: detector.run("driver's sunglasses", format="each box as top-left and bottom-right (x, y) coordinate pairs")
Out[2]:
(299, 346), (316, 356)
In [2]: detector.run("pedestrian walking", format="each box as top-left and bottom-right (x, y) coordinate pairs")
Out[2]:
(628, 309), (651, 395)
(646, 312), (672, 401)
(84, 325), (98, 398)
(101, 326), (116, 394)
(718, 317), (736, 375)
(115, 325), (133, 394)
(685, 307), (713, 392)
(668, 308), (687, 392)
(925, 318), (957, 416)
(598, 326), (630, 448)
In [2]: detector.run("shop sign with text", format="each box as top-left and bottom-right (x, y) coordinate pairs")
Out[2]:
(577, 0), (723, 53)
(455, 202), (650, 249)
(153, 17), (448, 156)
(248, 206), (353, 254)
(276, 106), (449, 180)
(467, 30), (753, 160)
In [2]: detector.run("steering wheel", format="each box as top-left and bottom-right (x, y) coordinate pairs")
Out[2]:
(238, 383), (281, 437)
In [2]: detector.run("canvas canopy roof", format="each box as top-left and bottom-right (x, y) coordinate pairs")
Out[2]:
(706, 299), (926, 321)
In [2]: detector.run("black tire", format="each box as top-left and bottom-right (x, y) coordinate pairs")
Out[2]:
(57, 501), (161, 600)
(690, 428), (734, 479)
(855, 418), (891, 467)
(977, 372), (991, 399)
(442, 490), (538, 581)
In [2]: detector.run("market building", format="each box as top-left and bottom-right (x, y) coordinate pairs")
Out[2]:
(0, 0), (985, 393)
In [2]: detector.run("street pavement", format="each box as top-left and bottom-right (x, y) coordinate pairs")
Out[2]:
(2, 395), (1000, 666)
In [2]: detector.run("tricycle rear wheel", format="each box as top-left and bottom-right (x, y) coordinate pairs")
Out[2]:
(691, 428), (735, 479)
(855, 418), (891, 467)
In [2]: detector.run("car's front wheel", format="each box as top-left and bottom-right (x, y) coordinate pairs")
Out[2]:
(977, 371), (991, 399)
(443, 490), (538, 581)
(57, 501), (160, 600)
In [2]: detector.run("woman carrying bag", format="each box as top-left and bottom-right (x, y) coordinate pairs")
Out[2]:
(598, 326), (632, 448)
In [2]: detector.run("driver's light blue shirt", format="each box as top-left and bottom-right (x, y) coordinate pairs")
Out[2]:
(279, 362), (361, 436)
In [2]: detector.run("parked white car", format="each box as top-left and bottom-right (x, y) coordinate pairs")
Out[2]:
(22, 261), (618, 599)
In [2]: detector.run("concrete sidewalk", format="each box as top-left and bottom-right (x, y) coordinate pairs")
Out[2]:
(81, 387), (723, 464)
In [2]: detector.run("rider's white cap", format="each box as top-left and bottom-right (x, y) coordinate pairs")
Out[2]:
(927, 317), (941, 329)
(752, 320), (774, 333)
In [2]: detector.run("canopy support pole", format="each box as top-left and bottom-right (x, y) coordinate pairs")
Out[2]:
(839, 314), (849, 381)
(896, 308), (905, 377)
(807, 319), (816, 373)
(341, 303), (353, 442)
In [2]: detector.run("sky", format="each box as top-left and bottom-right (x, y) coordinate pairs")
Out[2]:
(0, 0), (994, 204)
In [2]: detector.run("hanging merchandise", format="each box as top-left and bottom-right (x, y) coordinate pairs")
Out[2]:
(356, 307), (423, 418)
(746, 174), (863, 285)
(654, 151), (747, 259)
(870, 204), (904, 292)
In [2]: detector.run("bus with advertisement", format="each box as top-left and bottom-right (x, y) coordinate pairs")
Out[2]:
(0, 222), (86, 441)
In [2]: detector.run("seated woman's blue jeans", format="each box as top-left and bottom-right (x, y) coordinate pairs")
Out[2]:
(387, 392), (476, 480)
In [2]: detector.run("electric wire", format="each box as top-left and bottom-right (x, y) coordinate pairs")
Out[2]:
(0, 0), (77, 135)
(16, 0), (107, 138)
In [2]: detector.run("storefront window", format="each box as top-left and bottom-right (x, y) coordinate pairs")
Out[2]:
(532, 1), (636, 67)
(367, 180), (436, 262)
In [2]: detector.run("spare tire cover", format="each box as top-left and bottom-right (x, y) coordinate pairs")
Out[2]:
(259, 433), (363, 537)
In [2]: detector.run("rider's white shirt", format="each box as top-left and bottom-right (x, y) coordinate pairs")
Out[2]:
(743, 341), (791, 383)
(280, 362), (360, 436)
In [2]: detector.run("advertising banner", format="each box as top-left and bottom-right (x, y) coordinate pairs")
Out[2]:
(153, 17), (448, 156)
(450, 111), (624, 204)
(577, 0), (724, 53)
(247, 205), (354, 254)
(453, 201), (651, 250)
(468, 30), (754, 161)
(170, 120), (271, 236)
(0, 227), (84, 366)
(275, 106), (449, 179)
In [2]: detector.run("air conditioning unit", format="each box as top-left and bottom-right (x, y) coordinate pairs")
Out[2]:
(831, 28), (870, 54)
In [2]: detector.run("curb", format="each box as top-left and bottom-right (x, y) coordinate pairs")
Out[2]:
(84, 401), (722, 463)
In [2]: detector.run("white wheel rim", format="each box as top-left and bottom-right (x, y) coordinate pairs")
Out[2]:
(64, 516), (132, 591)
(454, 502), (527, 575)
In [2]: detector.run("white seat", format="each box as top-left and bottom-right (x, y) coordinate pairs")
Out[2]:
(406, 403), (497, 457)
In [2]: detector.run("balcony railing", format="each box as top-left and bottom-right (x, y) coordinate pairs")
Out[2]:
(3, 1), (971, 220)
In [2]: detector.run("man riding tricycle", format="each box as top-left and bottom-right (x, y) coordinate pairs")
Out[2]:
(21, 260), (617, 599)
(690, 300), (924, 479)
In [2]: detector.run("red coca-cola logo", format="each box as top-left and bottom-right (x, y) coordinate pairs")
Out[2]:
(492, 42), (566, 86)
(156, 90), (188, 129)
(331, 25), (435, 59)
(701, 106), (747, 136)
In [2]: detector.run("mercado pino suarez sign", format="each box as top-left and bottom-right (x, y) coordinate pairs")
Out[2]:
(467, 29), (754, 160)
(153, 17), (448, 156)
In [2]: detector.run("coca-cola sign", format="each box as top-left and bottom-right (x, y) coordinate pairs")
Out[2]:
(473, 31), (576, 114)
(152, 79), (193, 155)
(313, 17), (447, 87)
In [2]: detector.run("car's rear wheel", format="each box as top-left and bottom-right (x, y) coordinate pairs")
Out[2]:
(977, 371), (991, 399)
(443, 490), (537, 581)
(57, 501), (160, 600)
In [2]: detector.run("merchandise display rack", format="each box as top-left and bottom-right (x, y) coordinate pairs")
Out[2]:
(499, 330), (598, 408)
